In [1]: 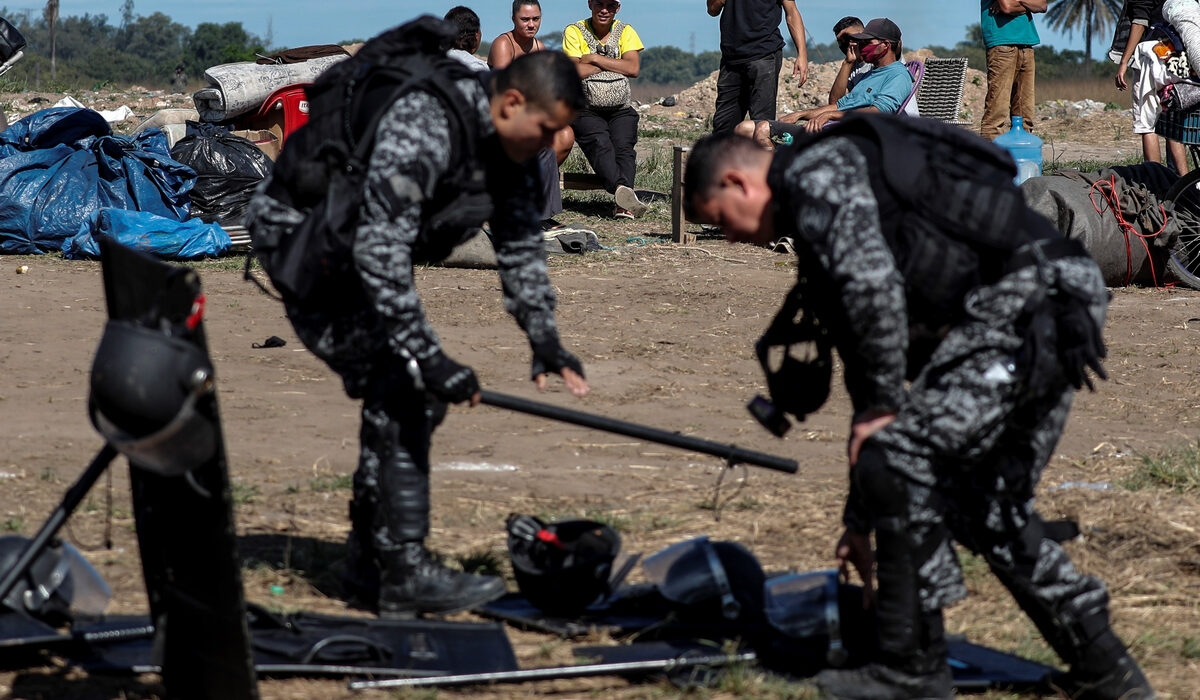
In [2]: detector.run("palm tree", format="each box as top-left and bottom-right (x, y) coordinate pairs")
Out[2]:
(1043, 0), (1121, 75)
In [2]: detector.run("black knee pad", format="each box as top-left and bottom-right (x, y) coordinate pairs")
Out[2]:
(852, 442), (909, 523)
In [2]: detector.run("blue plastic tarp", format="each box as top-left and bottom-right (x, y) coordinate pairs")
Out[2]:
(0, 107), (196, 255)
(63, 208), (231, 260)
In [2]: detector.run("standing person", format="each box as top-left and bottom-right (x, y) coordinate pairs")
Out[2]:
(247, 38), (590, 618)
(981, 0), (1047, 141)
(490, 0), (578, 229)
(170, 64), (188, 94)
(1111, 0), (1189, 173)
(683, 120), (1155, 700)
(563, 0), (649, 219)
(710, 0), (809, 134)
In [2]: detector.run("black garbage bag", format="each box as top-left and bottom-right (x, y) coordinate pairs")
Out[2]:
(170, 121), (272, 227)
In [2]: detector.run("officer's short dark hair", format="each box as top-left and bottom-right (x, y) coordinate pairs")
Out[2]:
(512, 0), (541, 19)
(444, 6), (482, 52)
(833, 16), (863, 35)
(493, 51), (586, 114)
(683, 132), (767, 221)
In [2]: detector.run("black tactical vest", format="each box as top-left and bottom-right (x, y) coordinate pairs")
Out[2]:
(771, 113), (1060, 370)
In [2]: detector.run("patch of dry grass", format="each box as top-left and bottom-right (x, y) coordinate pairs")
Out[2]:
(1037, 77), (1131, 110)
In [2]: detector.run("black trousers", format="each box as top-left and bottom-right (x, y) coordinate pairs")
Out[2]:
(572, 104), (639, 194)
(712, 50), (782, 134)
(537, 147), (562, 221)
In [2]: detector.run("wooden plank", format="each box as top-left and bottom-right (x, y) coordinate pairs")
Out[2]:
(561, 171), (607, 191)
(671, 145), (690, 244)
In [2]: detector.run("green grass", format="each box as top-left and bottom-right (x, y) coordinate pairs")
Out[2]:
(1043, 153), (1144, 175)
(1121, 441), (1200, 494)
(455, 548), (504, 577)
(231, 482), (260, 505)
(308, 473), (353, 493)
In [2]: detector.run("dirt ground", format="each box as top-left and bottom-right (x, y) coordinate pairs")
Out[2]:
(1, 61), (1199, 699)
(2, 244), (1199, 699)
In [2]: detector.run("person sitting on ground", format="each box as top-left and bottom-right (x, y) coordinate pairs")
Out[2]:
(737, 17), (913, 146)
(444, 6), (490, 72)
(563, 0), (649, 220)
(490, 0), (578, 230)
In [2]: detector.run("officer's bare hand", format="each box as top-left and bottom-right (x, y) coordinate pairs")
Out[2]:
(848, 410), (896, 466)
(535, 367), (590, 397)
(835, 528), (875, 608)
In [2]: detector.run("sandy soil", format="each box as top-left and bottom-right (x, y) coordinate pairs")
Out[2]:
(1, 246), (1199, 699)
(0, 63), (1198, 699)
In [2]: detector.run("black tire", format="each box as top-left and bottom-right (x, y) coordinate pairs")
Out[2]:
(1164, 167), (1200, 290)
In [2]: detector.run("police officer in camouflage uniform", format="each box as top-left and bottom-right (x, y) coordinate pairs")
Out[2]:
(246, 50), (590, 618)
(683, 118), (1155, 700)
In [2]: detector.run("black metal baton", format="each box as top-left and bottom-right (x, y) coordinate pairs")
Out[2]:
(478, 390), (798, 474)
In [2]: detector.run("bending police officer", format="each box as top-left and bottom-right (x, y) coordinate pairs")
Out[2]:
(247, 49), (590, 618)
(682, 117), (1154, 700)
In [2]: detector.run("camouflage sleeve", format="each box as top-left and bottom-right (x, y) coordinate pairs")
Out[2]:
(352, 89), (455, 364)
(782, 137), (909, 414)
(488, 158), (560, 346)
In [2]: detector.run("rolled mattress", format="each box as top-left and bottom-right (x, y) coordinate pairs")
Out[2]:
(193, 54), (347, 122)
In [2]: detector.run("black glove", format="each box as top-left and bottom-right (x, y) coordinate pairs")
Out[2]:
(419, 350), (480, 403)
(530, 339), (585, 381)
(1055, 298), (1108, 392)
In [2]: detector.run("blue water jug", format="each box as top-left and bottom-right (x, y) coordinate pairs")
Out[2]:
(992, 115), (1043, 185)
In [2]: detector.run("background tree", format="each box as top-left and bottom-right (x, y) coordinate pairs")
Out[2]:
(1043, 0), (1121, 74)
(42, 0), (57, 79)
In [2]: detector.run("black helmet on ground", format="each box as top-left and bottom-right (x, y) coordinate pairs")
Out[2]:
(642, 536), (766, 624)
(0, 535), (111, 627)
(506, 514), (620, 616)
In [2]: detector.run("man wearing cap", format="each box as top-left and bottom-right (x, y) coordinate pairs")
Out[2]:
(771, 18), (912, 134)
(981, 0), (1047, 141)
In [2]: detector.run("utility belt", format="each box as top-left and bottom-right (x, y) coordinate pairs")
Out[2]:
(1006, 238), (1109, 394)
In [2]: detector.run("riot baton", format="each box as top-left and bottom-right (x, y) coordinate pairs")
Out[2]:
(478, 390), (798, 474)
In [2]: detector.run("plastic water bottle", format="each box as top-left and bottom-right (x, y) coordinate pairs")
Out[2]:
(992, 115), (1043, 185)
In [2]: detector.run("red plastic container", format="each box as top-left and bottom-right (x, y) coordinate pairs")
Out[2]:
(240, 83), (310, 147)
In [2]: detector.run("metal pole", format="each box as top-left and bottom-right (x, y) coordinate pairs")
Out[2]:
(349, 651), (757, 690)
(0, 444), (119, 605)
(479, 390), (797, 474)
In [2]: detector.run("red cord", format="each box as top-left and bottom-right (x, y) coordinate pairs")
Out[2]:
(1088, 175), (1168, 287)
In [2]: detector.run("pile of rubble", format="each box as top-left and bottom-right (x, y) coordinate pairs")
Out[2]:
(646, 51), (989, 129)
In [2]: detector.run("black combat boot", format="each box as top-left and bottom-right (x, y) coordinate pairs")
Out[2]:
(814, 609), (952, 700)
(377, 542), (506, 619)
(340, 529), (381, 609)
(814, 662), (952, 700)
(1054, 629), (1156, 700)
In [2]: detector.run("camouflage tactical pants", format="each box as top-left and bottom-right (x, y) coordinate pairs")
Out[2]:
(850, 256), (1114, 666)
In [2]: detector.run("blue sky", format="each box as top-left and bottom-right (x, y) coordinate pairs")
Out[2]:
(14, 1), (1115, 59)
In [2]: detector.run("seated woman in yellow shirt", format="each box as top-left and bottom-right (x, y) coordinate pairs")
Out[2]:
(563, 0), (648, 219)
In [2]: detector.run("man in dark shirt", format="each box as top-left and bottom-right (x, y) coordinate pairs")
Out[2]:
(683, 122), (1155, 700)
(709, 0), (809, 134)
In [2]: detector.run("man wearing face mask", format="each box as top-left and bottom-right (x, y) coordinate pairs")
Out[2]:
(781, 18), (912, 133)
(736, 17), (917, 149)
(736, 17), (912, 148)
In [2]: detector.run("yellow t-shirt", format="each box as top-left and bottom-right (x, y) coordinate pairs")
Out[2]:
(562, 20), (644, 58)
